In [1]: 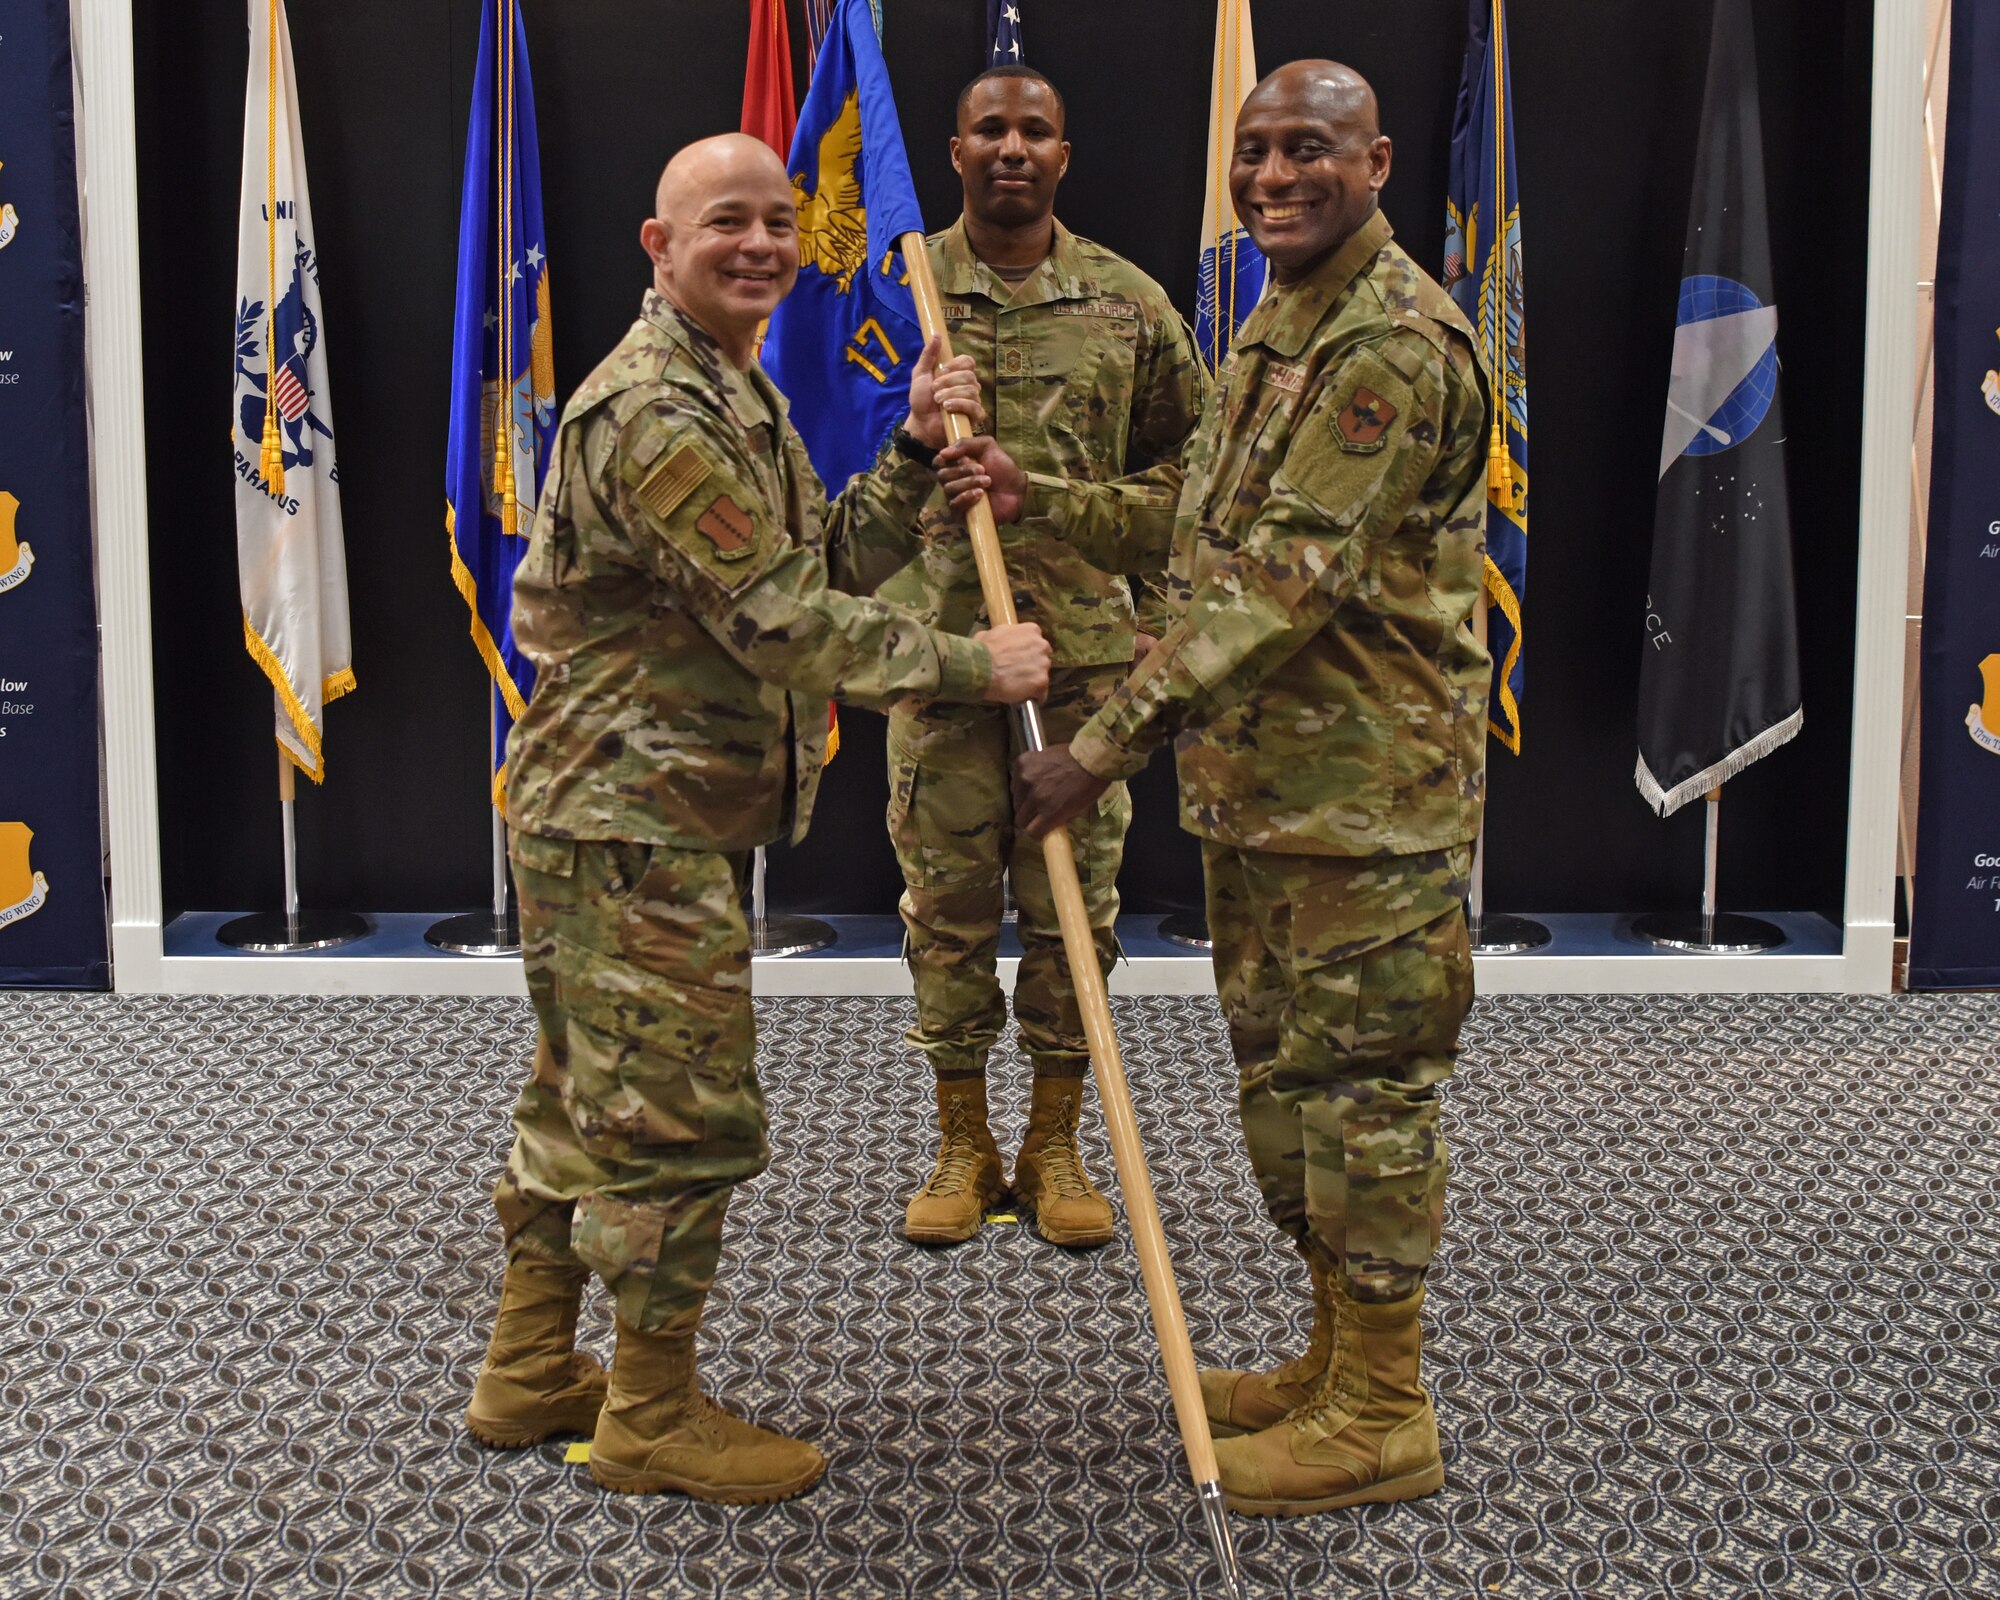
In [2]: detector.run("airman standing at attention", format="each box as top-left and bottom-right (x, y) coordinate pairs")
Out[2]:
(873, 65), (1207, 1250)
(463, 133), (1049, 1504)
(1005, 62), (1492, 1515)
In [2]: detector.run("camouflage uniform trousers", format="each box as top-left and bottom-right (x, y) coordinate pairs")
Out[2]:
(888, 664), (1131, 1087)
(1203, 839), (1474, 1304)
(493, 832), (768, 1336)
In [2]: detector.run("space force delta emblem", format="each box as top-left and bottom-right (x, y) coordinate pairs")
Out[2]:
(0, 493), (33, 595)
(0, 823), (48, 931)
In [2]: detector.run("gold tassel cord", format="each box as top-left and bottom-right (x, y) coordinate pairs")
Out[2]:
(491, 0), (519, 532)
(261, 0), (286, 496)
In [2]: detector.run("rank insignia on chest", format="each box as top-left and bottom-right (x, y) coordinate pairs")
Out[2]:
(637, 445), (712, 520)
(695, 493), (756, 557)
(1336, 386), (1398, 449)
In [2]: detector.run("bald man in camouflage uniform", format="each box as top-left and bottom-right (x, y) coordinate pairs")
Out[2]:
(1010, 63), (1491, 1515)
(464, 134), (1048, 1504)
(876, 66), (1206, 1249)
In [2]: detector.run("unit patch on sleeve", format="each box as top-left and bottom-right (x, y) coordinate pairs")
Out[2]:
(695, 494), (757, 558)
(636, 444), (712, 521)
(1335, 386), (1399, 450)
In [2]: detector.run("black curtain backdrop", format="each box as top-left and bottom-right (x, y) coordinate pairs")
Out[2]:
(133, 0), (1873, 923)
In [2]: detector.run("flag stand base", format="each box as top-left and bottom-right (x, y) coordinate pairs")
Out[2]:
(1633, 911), (1786, 954)
(1159, 912), (1213, 950)
(752, 915), (837, 957)
(424, 911), (521, 956)
(1470, 913), (1552, 954)
(217, 910), (369, 953)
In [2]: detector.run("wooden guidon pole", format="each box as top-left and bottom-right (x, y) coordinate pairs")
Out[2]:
(900, 234), (1245, 1600)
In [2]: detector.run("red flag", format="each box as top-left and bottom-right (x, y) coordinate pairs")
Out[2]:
(742, 0), (797, 158)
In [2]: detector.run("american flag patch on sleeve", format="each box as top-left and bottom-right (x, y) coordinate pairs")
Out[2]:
(637, 444), (712, 521)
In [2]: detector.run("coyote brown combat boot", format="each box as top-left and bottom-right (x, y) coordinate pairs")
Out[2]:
(1012, 1075), (1115, 1248)
(589, 1319), (826, 1502)
(1199, 1251), (1336, 1438)
(903, 1075), (1007, 1245)
(465, 1254), (609, 1448)
(1214, 1283), (1444, 1515)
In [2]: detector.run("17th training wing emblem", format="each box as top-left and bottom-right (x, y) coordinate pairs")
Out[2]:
(792, 92), (869, 294)
(0, 492), (32, 595)
(0, 822), (49, 931)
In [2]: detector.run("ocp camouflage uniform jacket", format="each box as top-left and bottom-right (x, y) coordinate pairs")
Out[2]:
(870, 218), (1207, 666)
(1063, 211), (1494, 857)
(506, 292), (992, 852)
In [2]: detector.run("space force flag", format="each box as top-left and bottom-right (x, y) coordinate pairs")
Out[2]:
(1443, 0), (1529, 753)
(760, 0), (926, 495)
(1635, 0), (1801, 816)
(446, 0), (552, 805)
(232, 0), (353, 781)
(1195, 0), (1267, 371)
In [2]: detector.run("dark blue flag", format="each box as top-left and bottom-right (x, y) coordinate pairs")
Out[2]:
(1910, 1), (2000, 989)
(1635, 0), (1801, 816)
(761, 0), (926, 495)
(989, 1), (1025, 66)
(445, 0), (552, 804)
(1443, 0), (1529, 754)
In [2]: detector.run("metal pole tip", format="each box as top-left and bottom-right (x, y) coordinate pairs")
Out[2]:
(1197, 1480), (1248, 1599)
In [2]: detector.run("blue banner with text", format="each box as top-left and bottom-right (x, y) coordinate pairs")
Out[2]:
(1911, 2), (2000, 989)
(0, 2), (107, 988)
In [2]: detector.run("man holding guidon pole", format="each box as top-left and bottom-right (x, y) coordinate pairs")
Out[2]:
(1005, 62), (1493, 1515)
(869, 65), (1207, 1250)
(465, 132), (1049, 1503)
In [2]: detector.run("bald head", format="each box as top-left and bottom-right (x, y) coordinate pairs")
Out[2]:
(1242, 60), (1380, 140)
(656, 132), (789, 222)
(1230, 58), (1392, 284)
(641, 132), (800, 367)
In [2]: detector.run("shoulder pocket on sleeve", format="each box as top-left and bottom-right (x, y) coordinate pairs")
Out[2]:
(1324, 351), (1407, 455)
(630, 433), (783, 601)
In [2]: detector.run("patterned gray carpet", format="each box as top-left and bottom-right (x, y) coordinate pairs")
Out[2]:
(0, 991), (1995, 1599)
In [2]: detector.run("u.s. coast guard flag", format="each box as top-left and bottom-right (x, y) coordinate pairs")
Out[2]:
(446, 0), (551, 806)
(1195, 0), (1267, 370)
(1443, 0), (1529, 753)
(761, 0), (926, 493)
(1636, 0), (1801, 816)
(232, 0), (352, 781)
(989, 1), (1025, 65)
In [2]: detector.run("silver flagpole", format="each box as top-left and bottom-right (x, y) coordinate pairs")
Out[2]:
(218, 747), (367, 951)
(1636, 786), (1784, 952)
(749, 842), (837, 956)
(427, 695), (522, 955)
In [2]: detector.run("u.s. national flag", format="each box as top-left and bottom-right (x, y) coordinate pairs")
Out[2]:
(989, 1), (1025, 65)
(761, 0), (926, 494)
(445, 0), (552, 806)
(1444, 0), (1529, 753)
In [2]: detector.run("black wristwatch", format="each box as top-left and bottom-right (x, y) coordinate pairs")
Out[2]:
(891, 426), (938, 468)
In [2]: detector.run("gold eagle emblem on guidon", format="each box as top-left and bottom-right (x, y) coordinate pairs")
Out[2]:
(793, 91), (869, 294)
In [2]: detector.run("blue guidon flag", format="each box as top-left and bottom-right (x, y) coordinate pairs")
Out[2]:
(761, 0), (926, 495)
(445, 0), (553, 806)
(1194, 0), (1267, 371)
(1443, 0), (1528, 754)
(1636, 0), (1801, 816)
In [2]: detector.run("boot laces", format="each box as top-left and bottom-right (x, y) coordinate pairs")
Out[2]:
(1036, 1095), (1093, 1200)
(919, 1101), (986, 1198)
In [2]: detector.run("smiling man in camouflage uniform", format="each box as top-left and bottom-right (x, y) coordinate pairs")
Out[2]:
(877, 65), (1206, 1250)
(1007, 63), (1491, 1516)
(462, 133), (1049, 1504)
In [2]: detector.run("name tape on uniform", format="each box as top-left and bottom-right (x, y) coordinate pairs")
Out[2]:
(1052, 298), (1139, 320)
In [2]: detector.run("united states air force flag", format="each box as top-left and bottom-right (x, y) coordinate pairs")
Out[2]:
(1195, 0), (1267, 370)
(232, 0), (353, 782)
(761, 0), (925, 495)
(1636, 0), (1801, 817)
(446, 0), (552, 805)
(1443, 0), (1528, 753)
